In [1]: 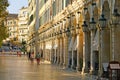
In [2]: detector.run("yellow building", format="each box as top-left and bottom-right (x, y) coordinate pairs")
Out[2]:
(28, 0), (120, 76)
(27, 0), (37, 53)
(18, 7), (29, 43)
(5, 14), (19, 44)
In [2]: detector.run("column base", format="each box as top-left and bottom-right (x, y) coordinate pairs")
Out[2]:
(57, 60), (60, 64)
(90, 69), (96, 75)
(76, 66), (80, 71)
(59, 62), (63, 66)
(71, 65), (76, 70)
(63, 63), (66, 69)
(82, 67), (89, 73)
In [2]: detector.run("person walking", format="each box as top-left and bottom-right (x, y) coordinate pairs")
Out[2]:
(30, 52), (34, 64)
(27, 51), (31, 60)
(35, 52), (41, 65)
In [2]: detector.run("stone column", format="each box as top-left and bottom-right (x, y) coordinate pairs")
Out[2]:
(76, 24), (81, 71)
(101, 28), (110, 70)
(76, 33), (80, 71)
(50, 40), (52, 62)
(99, 28), (110, 75)
(51, 39), (53, 63)
(63, 36), (66, 67)
(90, 29), (96, 74)
(60, 37), (63, 65)
(113, 26), (120, 61)
(71, 30), (76, 69)
(43, 41), (45, 59)
(63, 35), (69, 68)
(54, 44), (57, 63)
(57, 37), (60, 64)
(82, 26), (90, 73)
(64, 31), (69, 68)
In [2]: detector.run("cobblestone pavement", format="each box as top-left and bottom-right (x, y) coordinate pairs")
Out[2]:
(0, 55), (108, 80)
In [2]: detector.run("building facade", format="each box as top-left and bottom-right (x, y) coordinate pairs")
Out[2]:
(28, 0), (120, 76)
(27, 0), (37, 53)
(18, 7), (29, 43)
(5, 14), (19, 44)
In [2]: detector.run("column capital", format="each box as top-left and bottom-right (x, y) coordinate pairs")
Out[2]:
(71, 27), (76, 36)
(82, 26), (89, 32)
(76, 24), (81, 34)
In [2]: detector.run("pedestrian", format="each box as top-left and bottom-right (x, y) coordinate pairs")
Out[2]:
(35, 52), (41, 65)
(30, 52), (34, 64)
(17, 51), (19, 56)
(27, 51), (31, 60)
(18, 51), (21, 57)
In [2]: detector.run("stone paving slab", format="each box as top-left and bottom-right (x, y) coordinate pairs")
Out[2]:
(0, 55), (109, 80)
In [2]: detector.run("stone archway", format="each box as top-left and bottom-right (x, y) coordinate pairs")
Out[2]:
(93, 6), (99, 22)
(85, 11), (90, 25)
(102, 1), (110, 20)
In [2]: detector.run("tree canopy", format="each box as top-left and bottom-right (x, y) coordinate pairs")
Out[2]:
(0, 0), (9, 47)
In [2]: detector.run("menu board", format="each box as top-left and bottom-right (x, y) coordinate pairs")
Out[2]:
(110, 64), (120, 69)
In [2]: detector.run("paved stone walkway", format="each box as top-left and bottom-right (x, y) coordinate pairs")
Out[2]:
(0, 55), (108, 80)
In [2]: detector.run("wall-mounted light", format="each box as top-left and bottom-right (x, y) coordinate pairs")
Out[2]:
(89, 17), (96, 30)
(112, 9), (120, 25)
(65, 27), (70, 36)
(99, 14), (107, 29)
(82, 21), (88, 32)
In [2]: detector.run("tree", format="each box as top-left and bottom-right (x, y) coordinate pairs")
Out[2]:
(0, 0), (9, 47)
(21, 40), (26, 52)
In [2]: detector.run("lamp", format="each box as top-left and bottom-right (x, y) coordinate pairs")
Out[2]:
(112, 9), (120, 25)
(77, 11), (81, 24)
(71, 26), (75, 35)
(66, 27), (70, 36)
(82, 21), (88, 32)
(99, 14), (107, 29)
(84, 7), (88, 14)
(75, 11), (81, 34)
(89, 18), (96, 30)
(59, 30), (62, 34)
(71, 14), (75, 34)
(59, 30), (62, 38)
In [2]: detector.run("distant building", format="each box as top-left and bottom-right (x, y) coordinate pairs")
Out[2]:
(4, 14), (18, 42)
(18, 7), (29, 43)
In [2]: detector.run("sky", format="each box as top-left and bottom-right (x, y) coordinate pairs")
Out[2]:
(7, 0), (28, 14)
